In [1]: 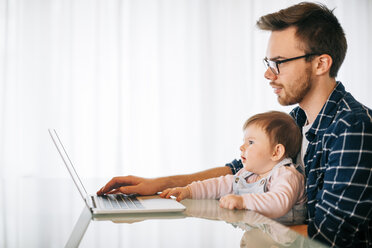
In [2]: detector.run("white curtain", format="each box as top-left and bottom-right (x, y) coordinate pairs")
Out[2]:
(1, 0), (372, 181)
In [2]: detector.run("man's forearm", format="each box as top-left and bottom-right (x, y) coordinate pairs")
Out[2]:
(158, 166), (233, 190)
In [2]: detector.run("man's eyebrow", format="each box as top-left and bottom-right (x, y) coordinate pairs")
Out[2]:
(268, 56), (286, 61)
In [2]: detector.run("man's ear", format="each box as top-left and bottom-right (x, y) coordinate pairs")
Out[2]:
(314, 54), (333, 76)
(271, 144), (285, 161)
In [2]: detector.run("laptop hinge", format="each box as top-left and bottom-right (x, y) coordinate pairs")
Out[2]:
(85, 194), (96, 210)
(90, 196), (97, 208)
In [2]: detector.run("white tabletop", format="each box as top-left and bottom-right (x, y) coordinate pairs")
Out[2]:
(1, 177), (327, 247)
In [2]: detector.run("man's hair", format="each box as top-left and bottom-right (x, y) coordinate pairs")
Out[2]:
(256, 2), (347, 78)
(243, 111), (301, 160)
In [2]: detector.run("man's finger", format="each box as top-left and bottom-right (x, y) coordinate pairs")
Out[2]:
(107, 189), (120, 194)
(97, 177), (130, 195)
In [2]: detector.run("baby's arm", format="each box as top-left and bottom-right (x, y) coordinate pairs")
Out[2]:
(241, 166), (305, 218)
(161, 174), (235, 201)
(188, 174), (235, 199)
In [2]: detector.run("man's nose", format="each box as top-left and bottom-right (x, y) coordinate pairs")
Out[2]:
(264, 68), (278, 81)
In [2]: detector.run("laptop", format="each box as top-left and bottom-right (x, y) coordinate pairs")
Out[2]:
(48, 129), (186, 214)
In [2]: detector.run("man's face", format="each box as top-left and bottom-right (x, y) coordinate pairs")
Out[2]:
(264, 27), (313, 106)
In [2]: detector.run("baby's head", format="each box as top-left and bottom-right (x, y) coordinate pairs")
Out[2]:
(240, 111), (301, 174)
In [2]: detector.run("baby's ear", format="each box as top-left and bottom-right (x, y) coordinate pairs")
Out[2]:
(271, 144), (285, 161)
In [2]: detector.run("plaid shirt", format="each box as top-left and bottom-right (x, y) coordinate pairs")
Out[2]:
(227, 82), (372, 247)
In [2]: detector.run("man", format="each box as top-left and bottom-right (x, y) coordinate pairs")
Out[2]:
(97, 2), (372, 247)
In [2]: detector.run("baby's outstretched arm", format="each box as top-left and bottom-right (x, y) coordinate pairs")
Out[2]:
(160, 186), (192, 202)
(219, 194), (245, 210)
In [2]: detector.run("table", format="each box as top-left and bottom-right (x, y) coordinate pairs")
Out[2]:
(1, 177), (328, 247)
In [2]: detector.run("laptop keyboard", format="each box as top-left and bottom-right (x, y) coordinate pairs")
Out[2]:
(98, 194), (144, 209)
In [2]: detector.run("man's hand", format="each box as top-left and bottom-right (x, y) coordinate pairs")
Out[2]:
(96, 176), (166, 196)
(219, 194), (245, 210)
(160, 187), (191, 202)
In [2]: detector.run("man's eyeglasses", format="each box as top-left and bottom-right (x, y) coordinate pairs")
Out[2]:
(263, 54), (318, 75)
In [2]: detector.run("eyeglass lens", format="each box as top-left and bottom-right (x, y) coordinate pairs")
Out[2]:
(263, 59), (279, 75)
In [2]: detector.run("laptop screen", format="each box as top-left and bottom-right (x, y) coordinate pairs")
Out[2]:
(49, 129), (88, 201)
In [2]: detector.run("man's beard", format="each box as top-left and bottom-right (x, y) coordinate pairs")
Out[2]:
(277, 67), (312, 106)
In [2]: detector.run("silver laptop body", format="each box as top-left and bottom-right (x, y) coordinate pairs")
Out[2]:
(49, 129), (186, 214)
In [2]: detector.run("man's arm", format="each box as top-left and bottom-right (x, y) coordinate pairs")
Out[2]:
(97, 166), (233, 196)
(309, 121), (372, 247)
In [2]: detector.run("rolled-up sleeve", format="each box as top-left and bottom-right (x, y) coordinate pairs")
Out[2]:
(225, 159), (244, 175)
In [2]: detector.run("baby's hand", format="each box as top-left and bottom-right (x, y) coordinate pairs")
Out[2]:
(160, 186), (191, 202)
(219, 194), (245, 210)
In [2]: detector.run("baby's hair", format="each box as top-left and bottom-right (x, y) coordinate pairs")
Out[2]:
(243, 111), (301, 160)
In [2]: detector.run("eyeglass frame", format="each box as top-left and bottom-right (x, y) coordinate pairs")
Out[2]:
(263, 53), (319, 75)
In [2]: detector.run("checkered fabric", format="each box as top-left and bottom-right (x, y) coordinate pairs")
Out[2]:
(227, 82), (372, 247)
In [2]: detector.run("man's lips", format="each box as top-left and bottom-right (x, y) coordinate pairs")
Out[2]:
(273, 88), (282, 94)
(241, 156), (246, 161)
(270, 82), (283, 95)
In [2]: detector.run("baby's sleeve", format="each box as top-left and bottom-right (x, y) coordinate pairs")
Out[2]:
(242, 166), (305, 219)
(188, 174), (235, 199)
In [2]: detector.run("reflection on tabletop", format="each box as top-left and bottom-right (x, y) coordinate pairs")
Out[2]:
(88, 198), (327, 248)
(181, 199), (325, 248)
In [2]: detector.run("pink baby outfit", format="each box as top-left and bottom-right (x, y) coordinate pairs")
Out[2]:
(188, 158), (307, 222)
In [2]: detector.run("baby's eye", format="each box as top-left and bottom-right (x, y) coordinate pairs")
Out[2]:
(248, 140), (254, 145)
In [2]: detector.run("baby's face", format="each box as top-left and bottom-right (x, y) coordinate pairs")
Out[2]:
(240, 124), (276, 174)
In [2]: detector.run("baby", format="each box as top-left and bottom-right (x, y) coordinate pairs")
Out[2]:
(160, 111), (306, 221)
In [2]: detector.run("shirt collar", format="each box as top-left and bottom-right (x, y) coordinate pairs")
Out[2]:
(297, 81), (347, 141)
